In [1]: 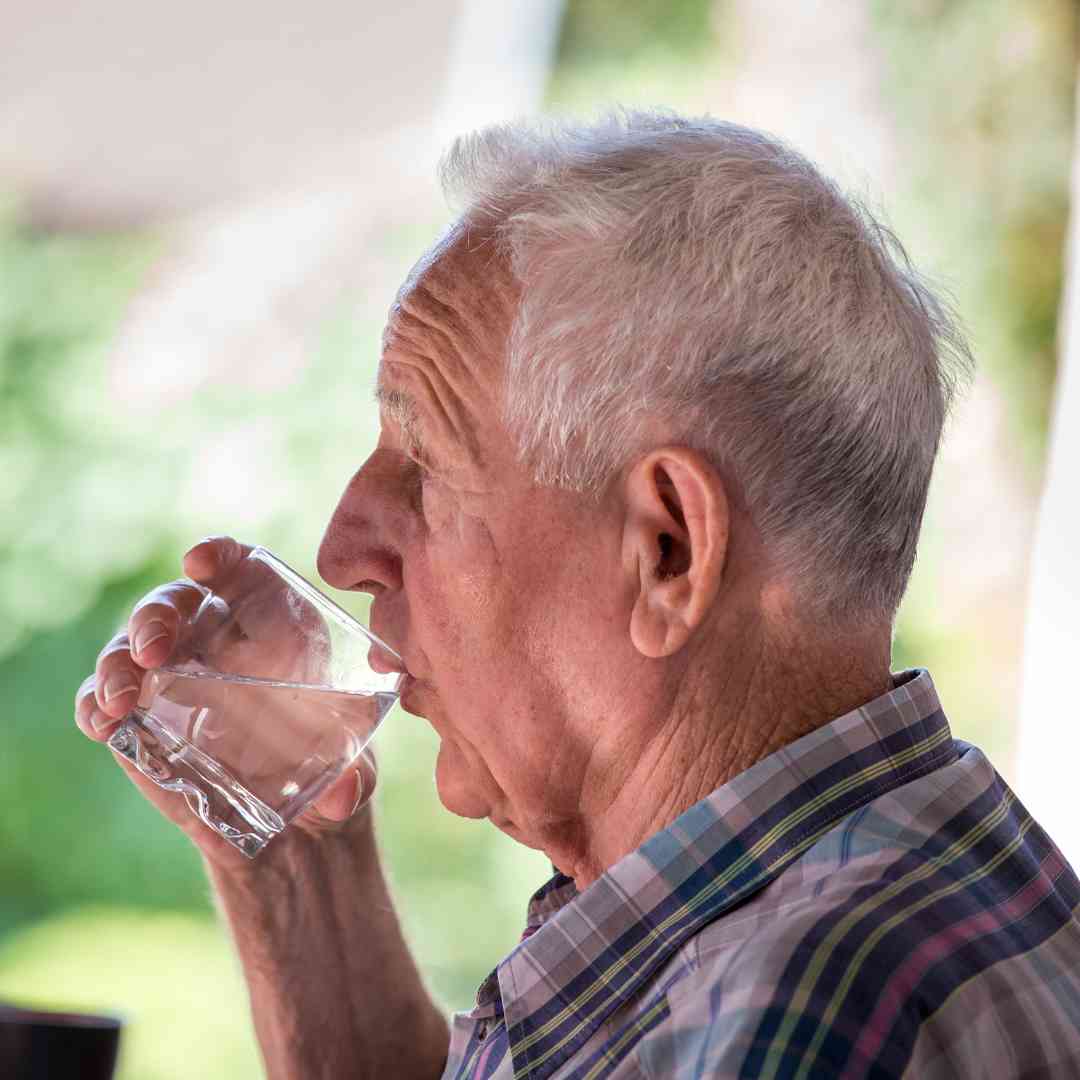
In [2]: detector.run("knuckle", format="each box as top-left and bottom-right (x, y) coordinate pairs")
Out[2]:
(129, 602), (177, 628)
(216, 536), (247, 569)
(189, 534), (239, 560)
(132, 584), (185, 617)
(179, 578), (210, 599)
(131, 582), (207, 629)
(99, 638), (135, 664)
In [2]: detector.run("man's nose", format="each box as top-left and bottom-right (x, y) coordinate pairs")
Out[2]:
(317, 457), (404, 595)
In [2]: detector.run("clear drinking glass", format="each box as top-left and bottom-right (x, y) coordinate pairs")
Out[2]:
(107, 547), (403, 857)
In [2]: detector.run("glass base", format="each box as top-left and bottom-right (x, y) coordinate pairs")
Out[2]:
(108, 711), (284, 858)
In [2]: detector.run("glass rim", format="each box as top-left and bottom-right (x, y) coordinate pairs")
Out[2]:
(248, 546), (403, 664)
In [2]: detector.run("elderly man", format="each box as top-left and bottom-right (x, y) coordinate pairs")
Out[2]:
(77, 113), (1080, 1078)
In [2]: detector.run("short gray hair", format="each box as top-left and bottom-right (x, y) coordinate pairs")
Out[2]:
(440, 111), (973, 623)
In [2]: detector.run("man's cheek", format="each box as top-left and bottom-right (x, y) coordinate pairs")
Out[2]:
(420, 482), (456, 533)
(426, 505), (502, 618)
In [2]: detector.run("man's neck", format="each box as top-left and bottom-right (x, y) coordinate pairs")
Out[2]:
(562, 618), (893, 888)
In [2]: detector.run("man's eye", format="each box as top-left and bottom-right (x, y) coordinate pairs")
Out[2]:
(410, 454), (432, 482)
(401, 455), (430, 509)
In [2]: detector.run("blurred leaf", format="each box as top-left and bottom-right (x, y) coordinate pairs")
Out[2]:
(557, 0), (716, 64)
(871, 0), (1076, 478)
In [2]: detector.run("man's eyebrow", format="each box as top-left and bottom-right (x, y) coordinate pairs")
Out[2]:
(373, 386), (426, 452)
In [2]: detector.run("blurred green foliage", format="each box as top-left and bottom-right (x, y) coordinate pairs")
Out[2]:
(557, 0), (714, 63)
(549, 0), (735, 108)
(0, 2), (1074, 1078)
(0, 212), (167, 658)
(874, 0), (1075, 767)
(0, 213), (208, 933)
(872, 0), (1076, 479)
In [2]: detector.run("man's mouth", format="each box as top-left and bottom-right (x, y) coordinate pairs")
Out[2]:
(400, 674), (430, 719)
(368, 641), (410, 679)
(366, 625), (423, 709)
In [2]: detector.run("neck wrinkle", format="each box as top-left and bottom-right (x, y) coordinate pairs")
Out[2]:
(564, 618), (891, 890)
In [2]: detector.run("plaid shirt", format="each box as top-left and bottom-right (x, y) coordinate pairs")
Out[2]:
(441, 669), (1080, 1079)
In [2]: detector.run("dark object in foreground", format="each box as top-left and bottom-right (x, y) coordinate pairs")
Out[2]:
(0, 1001), (122, 1080)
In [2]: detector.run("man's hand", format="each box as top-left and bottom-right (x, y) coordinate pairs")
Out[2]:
(74, 535), (378, 868)
(73, 535), (448, 1079)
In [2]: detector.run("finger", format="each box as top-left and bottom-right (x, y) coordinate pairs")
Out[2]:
(182, 539), (330, 684)
(93, 632), (147, 719)
(182, 536), (253, 589)
(182, 538), (299, 636)
(354, 747), (378, 809)
(75, 673), (121, 741)
(309, 749), (378, 824)
(129, 580), (208, 667)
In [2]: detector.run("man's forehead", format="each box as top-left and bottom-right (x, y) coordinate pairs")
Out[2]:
(392, 218), (516, 319)
(380, 221), (516, 402)
(395, 219), (471, 299)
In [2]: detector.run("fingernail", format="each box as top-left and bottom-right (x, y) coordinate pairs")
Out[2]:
(90, 711), (118, 734)
(349, 770), (365, 817)
(103, 672), (140, 705)
(134, 621), (168, 656)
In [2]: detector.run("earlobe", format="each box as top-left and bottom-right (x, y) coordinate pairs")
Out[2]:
(630, 580), (693, 659)
(623, 449), (729, 659)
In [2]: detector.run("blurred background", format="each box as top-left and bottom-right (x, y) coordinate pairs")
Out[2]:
(1, 1), (1078, 1076)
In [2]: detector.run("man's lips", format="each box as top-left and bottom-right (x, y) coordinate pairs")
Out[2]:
(399, 675), (430, 719)
(369, 643), (410, 678)
(365, 629), (424, 711)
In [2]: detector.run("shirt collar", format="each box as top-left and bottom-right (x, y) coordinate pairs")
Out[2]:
(489, 668), (954, 1080)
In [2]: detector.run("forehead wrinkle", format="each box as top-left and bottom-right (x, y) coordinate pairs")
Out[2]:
(382, 355), (486, 470)
(379, 225), (517, 481)
(394, 289), (489, 399)
(414, 221), (514, 307)
(384, 294), (499, 450)
(385, 273), (494, 395)
(394, 230), (516, 390)
(406, 274), (490, 354)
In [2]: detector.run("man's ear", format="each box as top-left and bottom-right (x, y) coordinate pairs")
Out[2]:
(622, 448), (730, 659)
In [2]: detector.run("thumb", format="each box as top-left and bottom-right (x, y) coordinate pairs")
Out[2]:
(308, 749), (378, 825)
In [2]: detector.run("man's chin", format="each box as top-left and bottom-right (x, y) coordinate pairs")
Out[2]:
(488, 817), (542, 849)
(433, 744), (491, 820)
